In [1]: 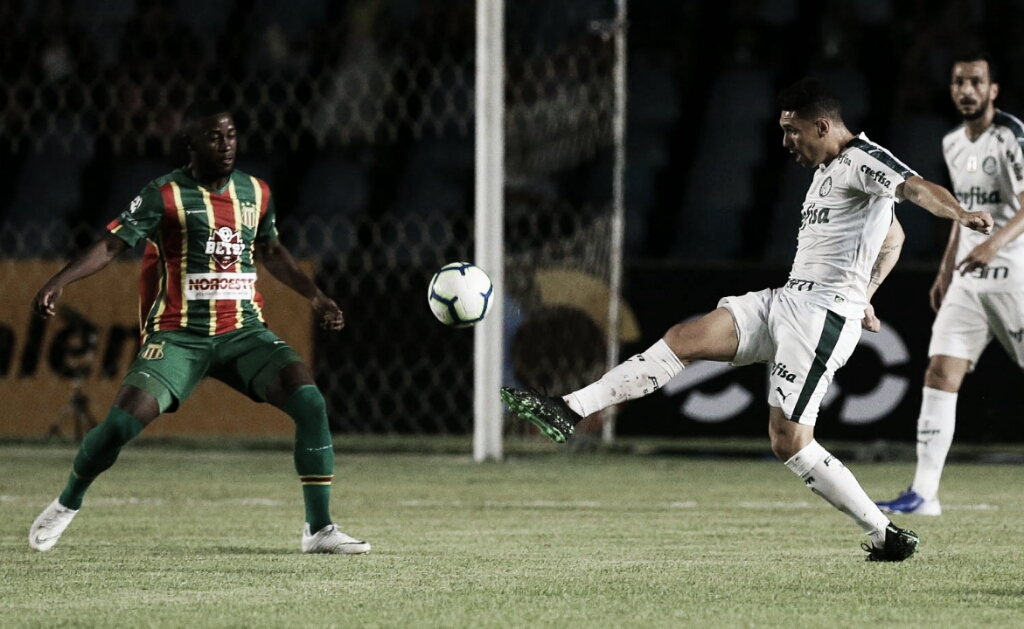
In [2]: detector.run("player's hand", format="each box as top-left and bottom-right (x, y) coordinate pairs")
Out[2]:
(32, 283), (63, 319)
(959, 210), (993, 234)
(955, 241), (999, 276)
(861, 304), (880, 332)
(312, 294), (345, 331)
(929, 274), (951, 312)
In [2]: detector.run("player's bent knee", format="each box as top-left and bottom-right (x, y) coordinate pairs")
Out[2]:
(923, 356), (968, 392)
(282, 384), (327, 420)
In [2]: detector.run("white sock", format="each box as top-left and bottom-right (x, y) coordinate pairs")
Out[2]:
(564, 339), (684, 417)
(785, 440), (891, 547)
(911, 387), (957, 501)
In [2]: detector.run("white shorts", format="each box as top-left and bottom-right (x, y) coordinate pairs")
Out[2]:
(929, 285), (1024, 369)
(718, 288), (862, 426)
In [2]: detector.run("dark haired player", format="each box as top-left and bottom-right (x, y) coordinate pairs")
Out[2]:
(502, 78), (993, 561)
(29, 100), (370, 554)
(878, 52), (1024, 516)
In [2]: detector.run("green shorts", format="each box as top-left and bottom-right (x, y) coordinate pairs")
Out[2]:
(122, 326), (303, 413)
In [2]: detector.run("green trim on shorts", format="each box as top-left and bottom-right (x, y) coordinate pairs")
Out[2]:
(123, 371), (175, 413)
(791, 310), (845, 422)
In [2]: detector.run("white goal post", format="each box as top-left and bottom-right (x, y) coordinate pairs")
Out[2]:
(473, 0), (628, 460)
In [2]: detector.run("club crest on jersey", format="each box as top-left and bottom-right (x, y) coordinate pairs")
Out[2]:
(819, 176), (832, 197)
(205, 226), (246, 269)
(983, 155), (998, 175)
(140, 342), (164, 360)
(240, 201), (258, 229)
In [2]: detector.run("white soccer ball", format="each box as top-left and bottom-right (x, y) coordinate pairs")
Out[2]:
(427, 262), (493, 328)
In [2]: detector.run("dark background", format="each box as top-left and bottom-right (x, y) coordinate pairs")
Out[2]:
(4, 0), (1024, 439)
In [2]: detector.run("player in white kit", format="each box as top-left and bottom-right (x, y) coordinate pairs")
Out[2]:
(502, 78), (993, 561)
(877, 52), (1024, 516)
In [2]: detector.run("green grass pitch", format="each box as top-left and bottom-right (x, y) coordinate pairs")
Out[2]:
(2, 443), (1024, 628)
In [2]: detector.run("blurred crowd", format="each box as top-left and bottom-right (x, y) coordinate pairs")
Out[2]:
(2, 0), (1024, 262)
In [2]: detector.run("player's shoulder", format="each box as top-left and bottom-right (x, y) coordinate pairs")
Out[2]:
(230, 169), (272, 193)
(843, 134), (915, 177)
(991, 109), (1024, 143)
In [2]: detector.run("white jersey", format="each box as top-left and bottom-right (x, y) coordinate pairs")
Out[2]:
(784, 133), (917, 318)
(943, 109), (1024, 292)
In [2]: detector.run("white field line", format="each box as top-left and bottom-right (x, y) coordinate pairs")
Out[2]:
(0, 494), (1003, 511)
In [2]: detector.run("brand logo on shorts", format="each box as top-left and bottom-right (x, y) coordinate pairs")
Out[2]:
(775, 387), (792, 402)
(205, 226), (246, 269)
(140, 342), (164, 360)
(1009, 329), (1024, 343)
(786, 278), (815, 292)
(771, 362), (797, 383)
(834, 295), (845, 304)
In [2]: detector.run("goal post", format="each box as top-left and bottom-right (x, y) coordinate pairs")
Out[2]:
(474, 0), (505, 461)
(485, 0), (630, 453)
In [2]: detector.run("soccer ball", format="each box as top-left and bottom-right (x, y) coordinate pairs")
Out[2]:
(427, 262), (493, 328)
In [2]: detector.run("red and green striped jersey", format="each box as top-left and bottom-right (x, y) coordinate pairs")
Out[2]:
(107, 167), (279, 339)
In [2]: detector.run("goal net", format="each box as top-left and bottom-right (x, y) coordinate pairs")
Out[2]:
(0, 0), (626, 444)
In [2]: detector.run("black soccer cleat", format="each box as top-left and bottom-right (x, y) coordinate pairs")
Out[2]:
(863, 523), (920, 562)
(499, 387), (582, 444)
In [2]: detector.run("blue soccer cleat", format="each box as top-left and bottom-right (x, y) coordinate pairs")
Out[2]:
(876, 488), (942, 516)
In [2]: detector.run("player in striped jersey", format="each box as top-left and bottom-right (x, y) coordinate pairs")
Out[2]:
(878, 52), (1024, 516)
(28, 99), (369, 555)
(502, 78), (993, 561)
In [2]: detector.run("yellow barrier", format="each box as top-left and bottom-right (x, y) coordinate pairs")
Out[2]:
(0, 260), (313, 437)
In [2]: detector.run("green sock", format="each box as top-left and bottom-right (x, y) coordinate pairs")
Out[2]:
(283, 385), (335, 531)
(59, 407), (145, 510)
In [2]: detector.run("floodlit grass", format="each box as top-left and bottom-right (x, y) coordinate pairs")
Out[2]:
(2, 444), (1024, 628)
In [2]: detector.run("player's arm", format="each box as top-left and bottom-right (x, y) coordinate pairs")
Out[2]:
(955, 190), (1024, 275)
(33, 233), (130, 318)
(862, 217), (905, 332)
(255, 238), (344, 330)
(896, 175), (993, 234)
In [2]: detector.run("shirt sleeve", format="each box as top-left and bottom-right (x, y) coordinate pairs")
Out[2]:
(255, 188), (280, 243)
(1002, 128), (1024, 199)
(106, 183), (165, 247)
(847, 152), (917, 201)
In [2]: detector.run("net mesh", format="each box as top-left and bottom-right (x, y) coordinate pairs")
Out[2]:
(0, 0), (619, 437)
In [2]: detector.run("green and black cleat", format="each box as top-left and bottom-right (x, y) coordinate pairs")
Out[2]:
(863, 524), (919, 562)
(499, 387), (582, 444)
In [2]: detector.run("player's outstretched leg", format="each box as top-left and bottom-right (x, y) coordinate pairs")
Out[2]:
(502, 338), (685, 443)
(500, 388), (582, 443)
(29, 407), (146, 551)
(281, 383), (370, 554)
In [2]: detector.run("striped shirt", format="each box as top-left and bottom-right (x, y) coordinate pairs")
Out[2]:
(107, 167), (278, 339)
(785, 133), (917, 318)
